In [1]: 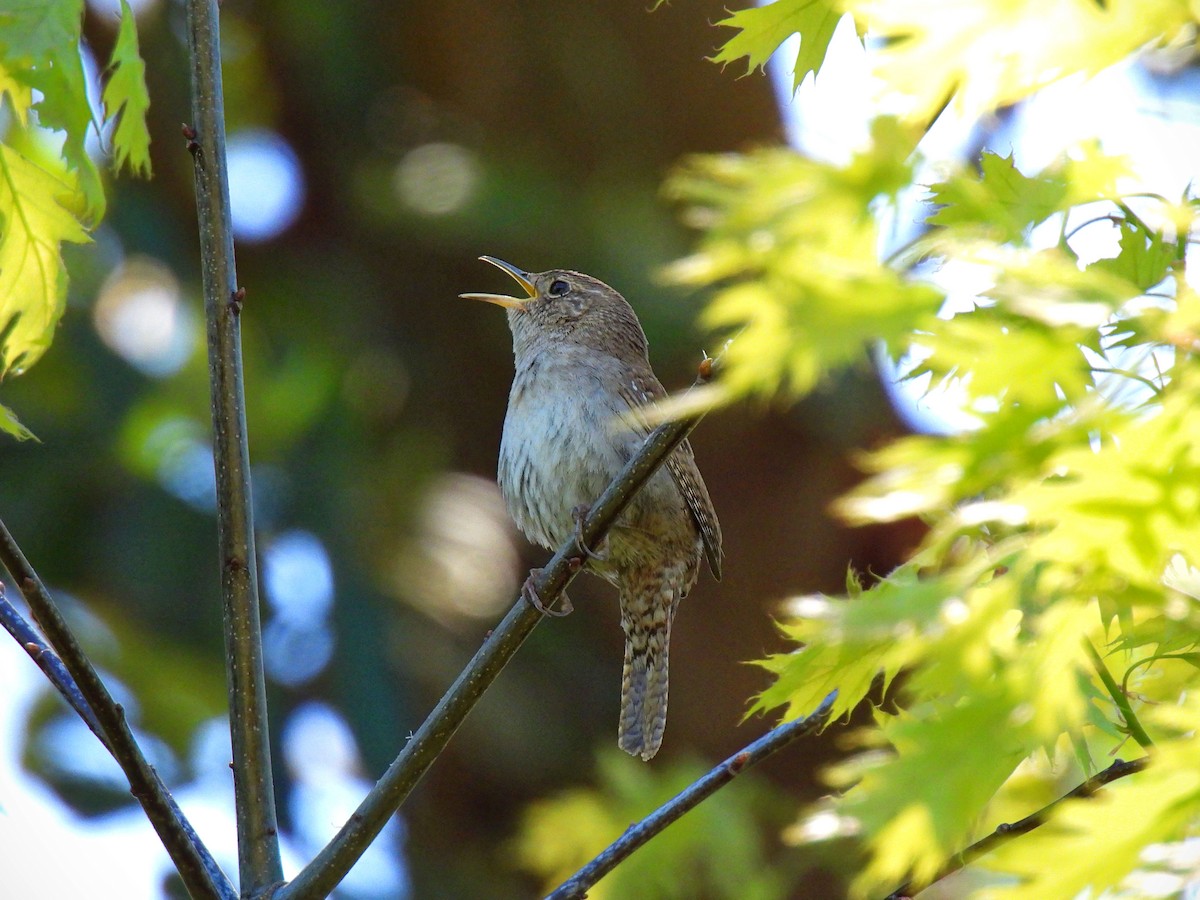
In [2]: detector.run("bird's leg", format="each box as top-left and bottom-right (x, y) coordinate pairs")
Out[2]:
(521, 568), (573, 617)
(571, 504), (609, 561)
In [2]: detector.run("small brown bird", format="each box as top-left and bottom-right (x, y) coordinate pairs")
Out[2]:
(462, 256), (722, 760)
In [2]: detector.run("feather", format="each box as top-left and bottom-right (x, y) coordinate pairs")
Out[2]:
(619, 376), (723, 580)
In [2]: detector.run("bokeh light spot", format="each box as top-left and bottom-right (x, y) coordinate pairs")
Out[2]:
(392, 142), (479, 215)
(227, 129), (305, 241)
(93, 257), (196, 377)
(392, 474), (519, 625)
(262, 531), (336, 686)
(263, 620), (335, 687)
(283, 704), (411, 898)
(158, 438), (218, 511)
(264, 531), (335, 623)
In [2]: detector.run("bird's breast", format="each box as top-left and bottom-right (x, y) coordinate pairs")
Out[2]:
(498, 359), (631, 551)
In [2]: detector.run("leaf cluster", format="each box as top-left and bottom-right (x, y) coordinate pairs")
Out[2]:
(514, 750), (797, 900)
(0, 0), (151, 437)
(682, 1), (1200, 895)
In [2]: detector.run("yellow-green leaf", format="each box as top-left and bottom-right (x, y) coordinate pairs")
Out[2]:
(0, 61), (32, 125)
(102, 0), (152, 177)
(712, 0), (845, 90)
(847, 0), (1194, 124)
(0, 400), (34, 440)
(928, 152), (1068, 244)
(1, 0), (106, 220)
(982, 740), (1200, 899)
(0, 143), (90, 376)
(666, 134), (941, 402)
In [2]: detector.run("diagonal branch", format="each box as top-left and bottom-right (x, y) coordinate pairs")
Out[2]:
(0, 518), (235, 900)
(883, 755), (1149, 899)
(183, 0), (283, 891)
(547, 691), (838, 900)
(279, 361), (720, 900)
(0, 583), (103, 737)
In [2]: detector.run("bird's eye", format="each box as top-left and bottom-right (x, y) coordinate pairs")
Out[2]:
(549, 279), (570, 297)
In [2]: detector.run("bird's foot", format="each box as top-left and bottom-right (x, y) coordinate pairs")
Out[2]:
(571, 504), (609, 561)
(521, 569), (573, 617)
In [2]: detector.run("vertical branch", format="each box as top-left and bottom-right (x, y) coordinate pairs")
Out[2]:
(183, 0), (283, 890)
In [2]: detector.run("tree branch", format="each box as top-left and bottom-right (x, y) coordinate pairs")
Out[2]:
(883, 755), (1150, 899)
(0, 519), (235, 900)
(183, 0), (283, 891)
(547, 691), (838, 900)
(0, 583), (102, 737)
(1085, 640), (1153, 750)
(279, 362), (720, 899)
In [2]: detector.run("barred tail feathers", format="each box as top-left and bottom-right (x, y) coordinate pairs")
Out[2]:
(617, 577), (681, 761)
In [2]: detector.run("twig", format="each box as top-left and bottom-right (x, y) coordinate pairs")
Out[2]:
(0, 584), (103, 739)
(1085, 640), (1154, 750)
(547, 691), (838, 900)
(0, 519), (234, 900)
(279, 361), (721, 899)
(883, 756), (1149, 899)
(183, 0), (283, 891)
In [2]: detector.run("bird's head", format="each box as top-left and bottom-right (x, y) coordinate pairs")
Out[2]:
(461, 256), (648, 362)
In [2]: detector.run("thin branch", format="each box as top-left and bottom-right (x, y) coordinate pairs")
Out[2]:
(883, 756), (1149, 899)
(0, 519), (235, 900)
(183, 0), (283, 891)
(0, 584), (103, 738)
(279, 362), (720, 900)
(547, 691), (838, 900)
(1085, 640), (1154, 750)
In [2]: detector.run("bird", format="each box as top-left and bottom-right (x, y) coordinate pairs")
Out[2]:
(461, 256), (722, 760)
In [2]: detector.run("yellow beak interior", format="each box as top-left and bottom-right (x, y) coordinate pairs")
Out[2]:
(459, 256), (537, 308)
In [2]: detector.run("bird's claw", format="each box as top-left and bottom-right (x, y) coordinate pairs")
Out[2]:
(571, 504), (609, 561)
(522, 570), (573, 617)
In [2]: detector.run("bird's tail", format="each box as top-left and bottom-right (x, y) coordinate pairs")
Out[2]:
(617, 589), (677, 761)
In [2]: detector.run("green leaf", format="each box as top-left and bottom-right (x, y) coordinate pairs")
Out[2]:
(1091, 217), (1177, 291)
(712, 0), (845, 90)
(102, 0), (152, 177)
(0, 400), (35, 440)
(928, 152), (1068, 244)
(845, 0), (1194, 123)
(983, 739), (1200, 899)
(515, 750), (791, 899)
(0, 143), (90, 376)
(1, 0), (106, 220)
(1012, 376), (1200, 590)
(665, 130), (941, 402)
(0, 60), (32, 124)
(913, 307), (1097, 413)
(0, 0), (80, 58)
(850, 693), (1028, 894)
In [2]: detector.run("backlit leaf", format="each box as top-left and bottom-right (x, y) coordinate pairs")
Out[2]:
(712, 0), (845, 90)
(102, 0), (152, 177)
(845, 0), (1194, 124)
(0, 143), (90, 376)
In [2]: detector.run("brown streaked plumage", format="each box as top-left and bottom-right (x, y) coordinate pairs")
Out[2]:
(462, 256), (722, 760)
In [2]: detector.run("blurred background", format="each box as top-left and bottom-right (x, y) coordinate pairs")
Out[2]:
(0, 0), (921, 896)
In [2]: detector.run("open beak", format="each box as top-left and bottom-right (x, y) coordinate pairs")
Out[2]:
(459, 256), (538, 309)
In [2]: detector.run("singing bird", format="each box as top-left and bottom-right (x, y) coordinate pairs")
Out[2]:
(462, 256), (722, 760)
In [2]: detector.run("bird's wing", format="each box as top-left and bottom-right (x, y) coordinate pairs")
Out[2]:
(620, 376), (723, 580)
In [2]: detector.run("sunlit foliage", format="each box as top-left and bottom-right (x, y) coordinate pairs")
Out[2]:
(515, 750), (797, 900)
(0, 0), (150, 437)
(668, 1), (1200, 896)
